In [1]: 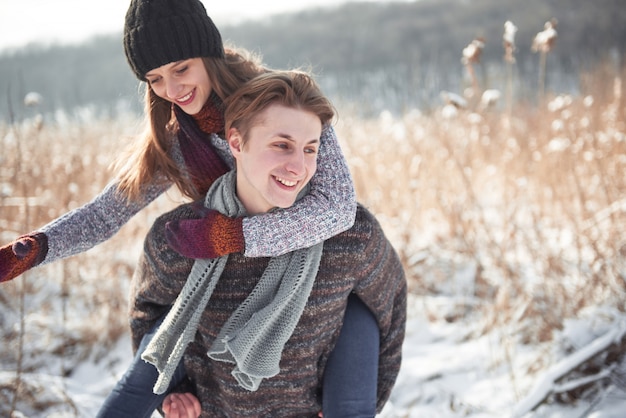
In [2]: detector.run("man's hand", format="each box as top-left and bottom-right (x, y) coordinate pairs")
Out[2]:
(163, 392), (201, 418)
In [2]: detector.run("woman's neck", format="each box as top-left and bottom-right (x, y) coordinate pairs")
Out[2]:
(190, 91), (225, 135)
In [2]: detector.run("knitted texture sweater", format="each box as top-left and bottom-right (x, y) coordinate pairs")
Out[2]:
(37, 109), (355, 261)
(129, 203), (407, 417)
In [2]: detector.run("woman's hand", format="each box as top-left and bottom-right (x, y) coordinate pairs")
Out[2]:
(0, 233), (48, 283)
(163, 392), (202, 418)
(165, 205), (244, 259)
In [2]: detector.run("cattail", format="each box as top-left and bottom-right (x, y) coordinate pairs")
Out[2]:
(532, 19), (558, 54)
(503, 21), (518, 119)
(532, 19), (558, 100)
(440, 90), (468, 109)
(480, 89), (501, 110)
(24, 92), (43, 107)
(461, 37), (485, 99)
(503, 21), (517, 63)
(440, 91), (467, 119)
(462, 37), (485, 66)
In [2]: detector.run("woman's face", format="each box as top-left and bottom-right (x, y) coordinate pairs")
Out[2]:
(228, 104), (322, 215)
(145, 58), (211, 115)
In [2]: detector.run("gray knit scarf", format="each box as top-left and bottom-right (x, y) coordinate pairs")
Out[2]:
(142, 170), (323, 394)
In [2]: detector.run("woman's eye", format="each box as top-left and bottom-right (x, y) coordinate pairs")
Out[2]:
(176, 66), (188, 75)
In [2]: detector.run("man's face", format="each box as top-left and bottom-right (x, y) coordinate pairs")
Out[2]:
(228, 104), (322, 214)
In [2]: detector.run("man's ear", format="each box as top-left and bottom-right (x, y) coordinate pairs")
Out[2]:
(227, 128), (243, 157)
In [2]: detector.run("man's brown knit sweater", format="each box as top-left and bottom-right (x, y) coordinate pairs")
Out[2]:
(129, 203), (407, 417)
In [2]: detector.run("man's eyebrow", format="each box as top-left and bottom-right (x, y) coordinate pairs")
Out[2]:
(273, 132), (320, 145)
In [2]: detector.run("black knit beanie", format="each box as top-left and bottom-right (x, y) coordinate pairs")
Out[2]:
(124, 0), (224, 80)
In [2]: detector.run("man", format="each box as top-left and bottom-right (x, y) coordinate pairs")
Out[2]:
(129, 71), (407, 418)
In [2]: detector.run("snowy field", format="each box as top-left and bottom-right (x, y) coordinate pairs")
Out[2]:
(1, 292), (624, 417)
(2, 75), (626, 416)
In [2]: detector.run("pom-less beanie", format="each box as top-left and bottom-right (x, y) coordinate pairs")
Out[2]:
(124, 0), (224, 80)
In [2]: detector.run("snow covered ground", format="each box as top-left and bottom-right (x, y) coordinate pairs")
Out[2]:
(380, 297), (626, 418)
(2, 292), (624, 417)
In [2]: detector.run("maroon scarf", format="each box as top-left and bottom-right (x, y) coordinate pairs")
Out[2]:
(175, 92), (230, 195)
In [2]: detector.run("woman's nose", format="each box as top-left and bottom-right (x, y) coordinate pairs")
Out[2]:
(165, 79), (183, 100)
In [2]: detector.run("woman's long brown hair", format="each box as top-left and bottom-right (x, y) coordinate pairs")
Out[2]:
(112, 47), (267, 203)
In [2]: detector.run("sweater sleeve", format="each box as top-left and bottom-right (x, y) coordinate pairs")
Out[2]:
(39, 179), (171, 265)
(241, 124), (357, 257)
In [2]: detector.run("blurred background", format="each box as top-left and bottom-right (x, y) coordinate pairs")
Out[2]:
(2, 0), (624, 120)
(1, 0), (626, 417)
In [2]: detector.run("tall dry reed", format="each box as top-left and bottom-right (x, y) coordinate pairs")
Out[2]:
(0, 115), (181, 416)
(336, 62), (626, 346)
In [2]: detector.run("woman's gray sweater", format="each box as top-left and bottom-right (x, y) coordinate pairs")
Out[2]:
(39, 124), (356, 262)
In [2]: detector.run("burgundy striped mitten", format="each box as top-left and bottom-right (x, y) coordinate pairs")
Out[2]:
(165, 203), (244, 260)
(0, 232), (48, 283)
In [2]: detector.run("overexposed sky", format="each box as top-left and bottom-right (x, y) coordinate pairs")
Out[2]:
(0, 0), (369, 52)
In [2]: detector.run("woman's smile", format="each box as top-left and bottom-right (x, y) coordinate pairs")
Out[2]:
(176, 89), (196, 106)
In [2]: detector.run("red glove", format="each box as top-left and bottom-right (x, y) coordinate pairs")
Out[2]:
(165, 203), (245, 259)
(0, 232), (48, 283)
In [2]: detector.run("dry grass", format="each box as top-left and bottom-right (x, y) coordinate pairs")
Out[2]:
(0, 115), (182, 416)
(336, 63), (626, 345)
(0, 62), (625, 414)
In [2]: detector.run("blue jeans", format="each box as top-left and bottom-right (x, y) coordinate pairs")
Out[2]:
(96, 317), (187, 418)
(97, 294), (379, 417)
(322, 293), (380, 418)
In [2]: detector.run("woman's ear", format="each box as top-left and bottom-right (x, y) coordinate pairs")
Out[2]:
(227, 128), (243, 157)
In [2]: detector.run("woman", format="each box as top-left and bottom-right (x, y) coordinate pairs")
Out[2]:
(0, 0), (355, 280)
(130, 70), (407, 417)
